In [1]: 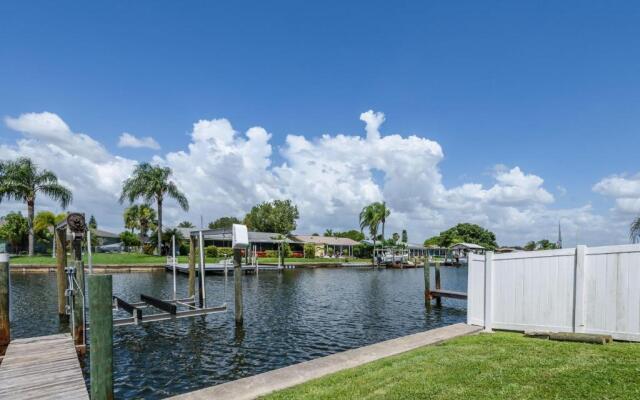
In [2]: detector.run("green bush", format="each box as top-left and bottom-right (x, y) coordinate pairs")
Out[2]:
(179, 242), (189, 256)
(265, 249), (278, 258)
(119, 231), (141, 247)
(142, 243), (155, 255)
(217, 247), (233, 257)
(304, 244), (316, 259)
(205, 245), (218, 257)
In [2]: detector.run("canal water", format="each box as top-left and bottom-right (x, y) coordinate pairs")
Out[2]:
(9, 266), (467, 399)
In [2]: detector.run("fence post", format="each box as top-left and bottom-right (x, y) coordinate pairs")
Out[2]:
(0, 253), (10, 352)
(234, 248), (243, 326)
(88, 274), (114, 400)
(484, 251), (494, 332)
(55, 228), (68, 322)
(573, 245), (587, 333)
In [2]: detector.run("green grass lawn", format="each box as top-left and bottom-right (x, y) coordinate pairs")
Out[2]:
(9, 253), (371, 266)
(263, 332), (640, 400)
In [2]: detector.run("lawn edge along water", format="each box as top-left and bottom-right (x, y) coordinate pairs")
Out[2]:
(262, 331), (640, 400)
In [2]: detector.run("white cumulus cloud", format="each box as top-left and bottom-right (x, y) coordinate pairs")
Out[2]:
(593, 174), (640, 215)
(118, 132), (160, 150)
(0, 109), (629, 246)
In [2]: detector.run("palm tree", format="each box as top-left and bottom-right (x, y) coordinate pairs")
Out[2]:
(123, 205), (140, 234)
(379, 201), (390, 241)
(34, 211), (67, 257)
(123, 204), (157, 243)
(631, 216), (640, 244)
(359, 203), (382, 263)
(120, 163), (189, 254)
(0, 158), (72, 256)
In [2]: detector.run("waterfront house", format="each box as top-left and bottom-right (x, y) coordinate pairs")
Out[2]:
(292, 235), (360, 258)
(176, 228), (298, 256)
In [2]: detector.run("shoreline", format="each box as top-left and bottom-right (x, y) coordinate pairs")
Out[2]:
(8, 262), (380, 273)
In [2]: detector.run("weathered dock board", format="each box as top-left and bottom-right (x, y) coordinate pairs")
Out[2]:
(0, 333), (88, 399)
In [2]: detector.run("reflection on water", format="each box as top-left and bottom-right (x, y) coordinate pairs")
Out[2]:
(10, 267), (467, 399)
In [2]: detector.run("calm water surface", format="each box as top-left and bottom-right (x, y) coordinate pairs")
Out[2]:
(10, 267), (467, 399)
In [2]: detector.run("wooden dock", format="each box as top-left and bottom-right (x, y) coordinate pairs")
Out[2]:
(0, 333), (89, 399)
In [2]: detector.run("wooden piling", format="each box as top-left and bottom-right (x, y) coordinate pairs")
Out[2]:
(88, 274), (114, 400)
(0, 253), (10, 353)
(435, 262), (442, 306)
(55, 228), (68, 321)
(423, 257), (430, 301)
(233, 248), (243, 326)
(72, 240), (85, 347)
(188, 236), (196, 298)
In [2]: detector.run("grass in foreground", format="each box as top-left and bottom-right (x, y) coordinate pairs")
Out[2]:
(263, 332), (640, 400)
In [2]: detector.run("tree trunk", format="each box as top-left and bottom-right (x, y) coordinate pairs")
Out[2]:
(372, 239), (376, 266)
(381, 221), (385, 241)
(27, 199), (35, 256)
(156, 197), (163, 255)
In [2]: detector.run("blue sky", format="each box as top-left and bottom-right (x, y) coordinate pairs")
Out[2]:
(1, 1), (639, 245)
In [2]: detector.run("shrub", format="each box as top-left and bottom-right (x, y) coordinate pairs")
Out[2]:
(265, 249), (278, 258)
(142, 243), (155, 255)
(120, 231), (141, 248)
(205, 245), (218, 257)
(179, 243), (189, 256)
(216, 247), (233, 257)
(304, 244), (316, 259)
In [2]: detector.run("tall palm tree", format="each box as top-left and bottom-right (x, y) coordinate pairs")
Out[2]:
(631, 216), (640, 244)
(0, 158), (72, 256)
(120, 163), (189, 254)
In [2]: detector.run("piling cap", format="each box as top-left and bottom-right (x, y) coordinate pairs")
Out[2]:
(0, 253), (8, 262)
(232, 224), (249, 249)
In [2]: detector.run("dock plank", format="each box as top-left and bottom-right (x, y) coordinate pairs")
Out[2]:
(0, 333), (88, 400)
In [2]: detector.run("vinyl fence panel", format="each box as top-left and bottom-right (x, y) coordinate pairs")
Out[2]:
(467, 244), (640, 341)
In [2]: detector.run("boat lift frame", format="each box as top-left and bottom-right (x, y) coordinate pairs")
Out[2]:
(111, 229), (227, 327)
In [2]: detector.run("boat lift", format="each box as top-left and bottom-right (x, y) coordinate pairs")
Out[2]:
(111, 228), (233, 327)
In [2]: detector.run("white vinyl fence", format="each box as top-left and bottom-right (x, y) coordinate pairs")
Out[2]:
(468, 244), (640, 341)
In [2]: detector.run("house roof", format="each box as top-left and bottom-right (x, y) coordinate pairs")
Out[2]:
(293, 235), (360, 246)
(92, 229), (119, 239)
(451, 242), (485, 250)
(175, 227), (296, 244)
